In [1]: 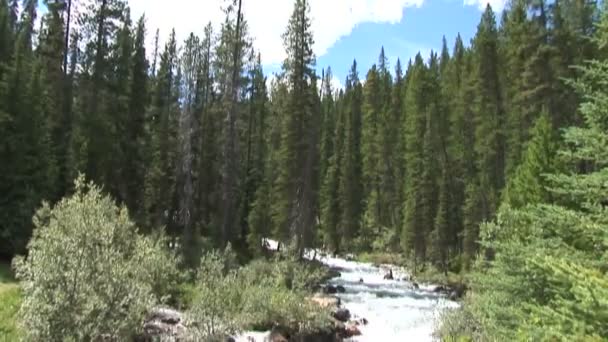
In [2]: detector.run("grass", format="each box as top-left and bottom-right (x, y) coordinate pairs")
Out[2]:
(0, 261), (22, 341)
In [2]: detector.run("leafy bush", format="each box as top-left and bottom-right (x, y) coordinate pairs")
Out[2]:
(187, 252), (331, 339)
(13, 176), (180, 341)
(187, 250), (245, 339)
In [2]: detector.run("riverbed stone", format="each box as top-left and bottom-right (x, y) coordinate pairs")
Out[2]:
(324, 284), (338, 294)
(332, 308), (351, 322)
(140, 307), (188, 341)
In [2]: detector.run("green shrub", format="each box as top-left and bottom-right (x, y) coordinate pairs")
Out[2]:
(13, 176), (180, 341)
(187, 253), (331, 339)
(187, 250), (245, 339)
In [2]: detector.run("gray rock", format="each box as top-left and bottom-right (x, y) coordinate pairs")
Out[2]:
(332, 308), (351, 322)
(148, 307), (182, 324)
(141, 307), (188, 341)
(324, 284), (338, 294)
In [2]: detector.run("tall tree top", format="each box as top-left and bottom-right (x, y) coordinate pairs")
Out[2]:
(378, 46), (388, 73)
(395, 58), (403, 84)
(346, 59), (359, 89)
(282, 0), (315, 82)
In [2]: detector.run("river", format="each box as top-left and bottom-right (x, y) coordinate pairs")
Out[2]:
(319, 254), (459, 341)
(237, 248), (459, 342)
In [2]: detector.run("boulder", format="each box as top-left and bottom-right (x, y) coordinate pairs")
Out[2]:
(433, 285), (446, 293)
(324, 284), (338, 294)
(336, 285), (346, 293)
(332, 308), (351, 322)
(140, 308), (187, 341)
(147, 307), (182, 324)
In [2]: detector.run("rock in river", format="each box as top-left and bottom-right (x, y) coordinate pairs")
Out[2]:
(332, 308), (351, 322)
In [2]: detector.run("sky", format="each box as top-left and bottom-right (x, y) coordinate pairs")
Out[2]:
(105, 0), (508, 89)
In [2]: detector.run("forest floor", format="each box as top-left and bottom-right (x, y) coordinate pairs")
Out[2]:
(0, 261), (21, 341)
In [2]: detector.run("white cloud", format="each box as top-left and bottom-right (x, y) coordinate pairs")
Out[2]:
(463, 0), (507, 12)
(128, 0), (424, 66)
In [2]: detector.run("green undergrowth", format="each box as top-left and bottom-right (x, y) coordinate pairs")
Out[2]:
(0, 261), (22, 341)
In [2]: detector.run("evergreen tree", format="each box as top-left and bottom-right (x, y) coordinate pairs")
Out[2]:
(272, 0), (319, 256)
(401, 54), (429, 272)
(124, 15), (148, 219)
(144, 30), (179, 232)
(502, 113), (557, 208)
(431, 167), (451, 275)
(243, 51), (269, 255)
(338, 61), (363, 250)
(0, 1), (55, 256)
(465, 5), (505, 263)
(361, 64), (382, 243)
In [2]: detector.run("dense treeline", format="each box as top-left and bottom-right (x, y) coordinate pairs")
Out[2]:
(0, 0), (603, 272)
(319, 0), (603, 275)
(440, 4), (608, 339)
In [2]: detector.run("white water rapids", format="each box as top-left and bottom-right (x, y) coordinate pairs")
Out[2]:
(319, 254), (459, 341)
(237, 245), (459, 342)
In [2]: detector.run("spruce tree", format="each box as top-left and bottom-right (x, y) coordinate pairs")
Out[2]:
(401, 54), (429, 272)
(465, 5), (505, 264)
(361, 64), (382, 243)
(338, 61), (363, 250)
(272, 0), (319, 256)
(144, 30), (179, 232)
(124, 15), (148, 219)
(502, 113), (557, 208)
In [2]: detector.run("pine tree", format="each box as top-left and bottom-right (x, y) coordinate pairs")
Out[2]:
(272, 0), (319, 257)
(319, 67), (335, 182)
(124, 15), (148, 219)
(178, 32), (202, 267)
(338, 61), (363, 250)
(401, 54), (429, 272)
(144, 30), (179, 232)
(502, 113), (557, 208)
(318, 67), (341, 252)
(220, 0), (248, 248)
(431, 167), (451, 275)
(361, 64), (382, 243)
(38, 1), (67, 200)
(195, 22), (219, 238)
(465, 5), (505, 264)
(0, 2), (55, 255)
(389, 58), (405, 235)
(243, 51), (269, 254)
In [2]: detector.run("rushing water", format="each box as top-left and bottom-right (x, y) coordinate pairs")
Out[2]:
(318, 254), (459, 342)
(236, 242), (458, 342)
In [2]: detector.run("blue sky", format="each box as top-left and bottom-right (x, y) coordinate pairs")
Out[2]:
(311, 0), (485, 86)
(38, 0), (502, 88)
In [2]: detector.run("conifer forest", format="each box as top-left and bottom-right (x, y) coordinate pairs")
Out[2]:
(1, 0), (607, 341)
